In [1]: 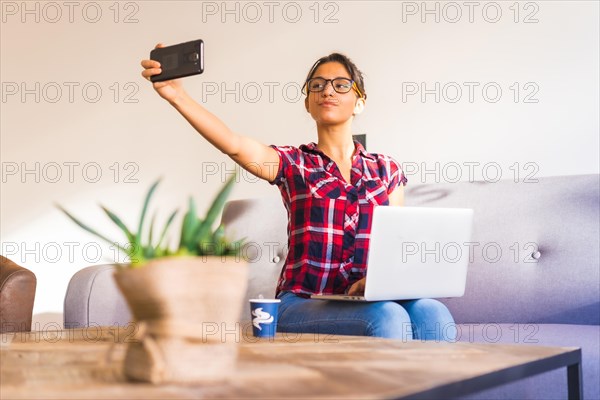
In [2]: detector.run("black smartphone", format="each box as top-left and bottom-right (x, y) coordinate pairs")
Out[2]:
(150, 39), (204, 82)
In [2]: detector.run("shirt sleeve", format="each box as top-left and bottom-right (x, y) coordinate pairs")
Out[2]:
(387, 156), (408, 194)
(268, 145), (295, 186)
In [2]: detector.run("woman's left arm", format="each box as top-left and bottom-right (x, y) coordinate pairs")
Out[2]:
(388, 186), (405, 207)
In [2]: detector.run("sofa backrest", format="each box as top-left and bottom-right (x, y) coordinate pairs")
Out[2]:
(222, 198), (288, 321)
(222, 174), (600, 325)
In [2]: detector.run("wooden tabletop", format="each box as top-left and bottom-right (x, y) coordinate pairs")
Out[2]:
(0, 327), (580, 399)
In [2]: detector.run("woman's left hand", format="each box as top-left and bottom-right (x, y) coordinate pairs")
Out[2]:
(347, 278), (366, 296)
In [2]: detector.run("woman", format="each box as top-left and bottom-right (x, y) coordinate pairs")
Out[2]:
(141, 46), (456, 341)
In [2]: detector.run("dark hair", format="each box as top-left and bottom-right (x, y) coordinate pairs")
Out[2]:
(303, 53), (367, 99)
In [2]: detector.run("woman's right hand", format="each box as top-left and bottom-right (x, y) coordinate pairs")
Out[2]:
(140, 43), (186, 104)
(139, 42), (280, 182)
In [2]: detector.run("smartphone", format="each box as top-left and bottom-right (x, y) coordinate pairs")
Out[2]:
(150, 39), (204, 82)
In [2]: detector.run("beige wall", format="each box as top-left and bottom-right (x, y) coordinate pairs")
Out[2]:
(1, 1), (598, 319)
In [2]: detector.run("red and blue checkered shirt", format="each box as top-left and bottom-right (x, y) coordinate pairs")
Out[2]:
(269, 141), (408, 297)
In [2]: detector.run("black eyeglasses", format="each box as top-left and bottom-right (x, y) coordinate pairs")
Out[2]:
(303, 77), (364, 97)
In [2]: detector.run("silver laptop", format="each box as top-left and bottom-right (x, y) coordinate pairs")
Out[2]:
(311, 206), (474, 302)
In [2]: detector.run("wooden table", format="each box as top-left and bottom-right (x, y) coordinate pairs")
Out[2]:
(0, 327), (582, 399)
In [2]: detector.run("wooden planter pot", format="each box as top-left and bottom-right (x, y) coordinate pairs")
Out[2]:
(113, 256), (249, 384)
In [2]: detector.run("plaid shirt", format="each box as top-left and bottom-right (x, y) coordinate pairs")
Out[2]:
(269, 141), (408, 297)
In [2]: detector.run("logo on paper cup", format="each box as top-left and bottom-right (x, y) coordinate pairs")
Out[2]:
(252, 307), (274, 330)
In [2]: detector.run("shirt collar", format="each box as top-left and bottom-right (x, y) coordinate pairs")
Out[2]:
(300, 141), (376, 161)
(353, 141), (376, 160)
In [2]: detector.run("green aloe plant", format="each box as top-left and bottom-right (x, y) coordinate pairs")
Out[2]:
(57, 174), (244, 268)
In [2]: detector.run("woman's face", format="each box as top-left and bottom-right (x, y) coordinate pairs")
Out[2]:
(304, 62), (364, 126)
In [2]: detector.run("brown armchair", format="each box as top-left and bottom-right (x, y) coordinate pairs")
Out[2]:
(0, 256), (36, 333)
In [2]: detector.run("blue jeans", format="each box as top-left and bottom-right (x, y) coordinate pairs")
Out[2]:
(276, 291), (457, 341)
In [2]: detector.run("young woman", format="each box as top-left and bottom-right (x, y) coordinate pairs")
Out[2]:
(141, 46), (457, 341)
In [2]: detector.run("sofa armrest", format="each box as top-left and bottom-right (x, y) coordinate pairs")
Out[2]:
(0, 256), (37, 333)
(64, 264), (131, 328)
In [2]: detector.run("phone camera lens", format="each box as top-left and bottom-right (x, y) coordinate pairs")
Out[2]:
(188, 52), (199, 62)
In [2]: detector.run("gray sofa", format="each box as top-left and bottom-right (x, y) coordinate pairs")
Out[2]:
(64, 174), (599, 400)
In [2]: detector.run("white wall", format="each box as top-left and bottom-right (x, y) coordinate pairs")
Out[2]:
(1, 1), (598, 320)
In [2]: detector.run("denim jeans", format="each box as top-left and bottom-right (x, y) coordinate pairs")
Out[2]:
(276, 291), (458, 341)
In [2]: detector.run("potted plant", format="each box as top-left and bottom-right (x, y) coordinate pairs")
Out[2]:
(57, 174), (248, 384)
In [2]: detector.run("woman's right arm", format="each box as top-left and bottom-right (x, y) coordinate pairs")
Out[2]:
(141, 43), (280, 183)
